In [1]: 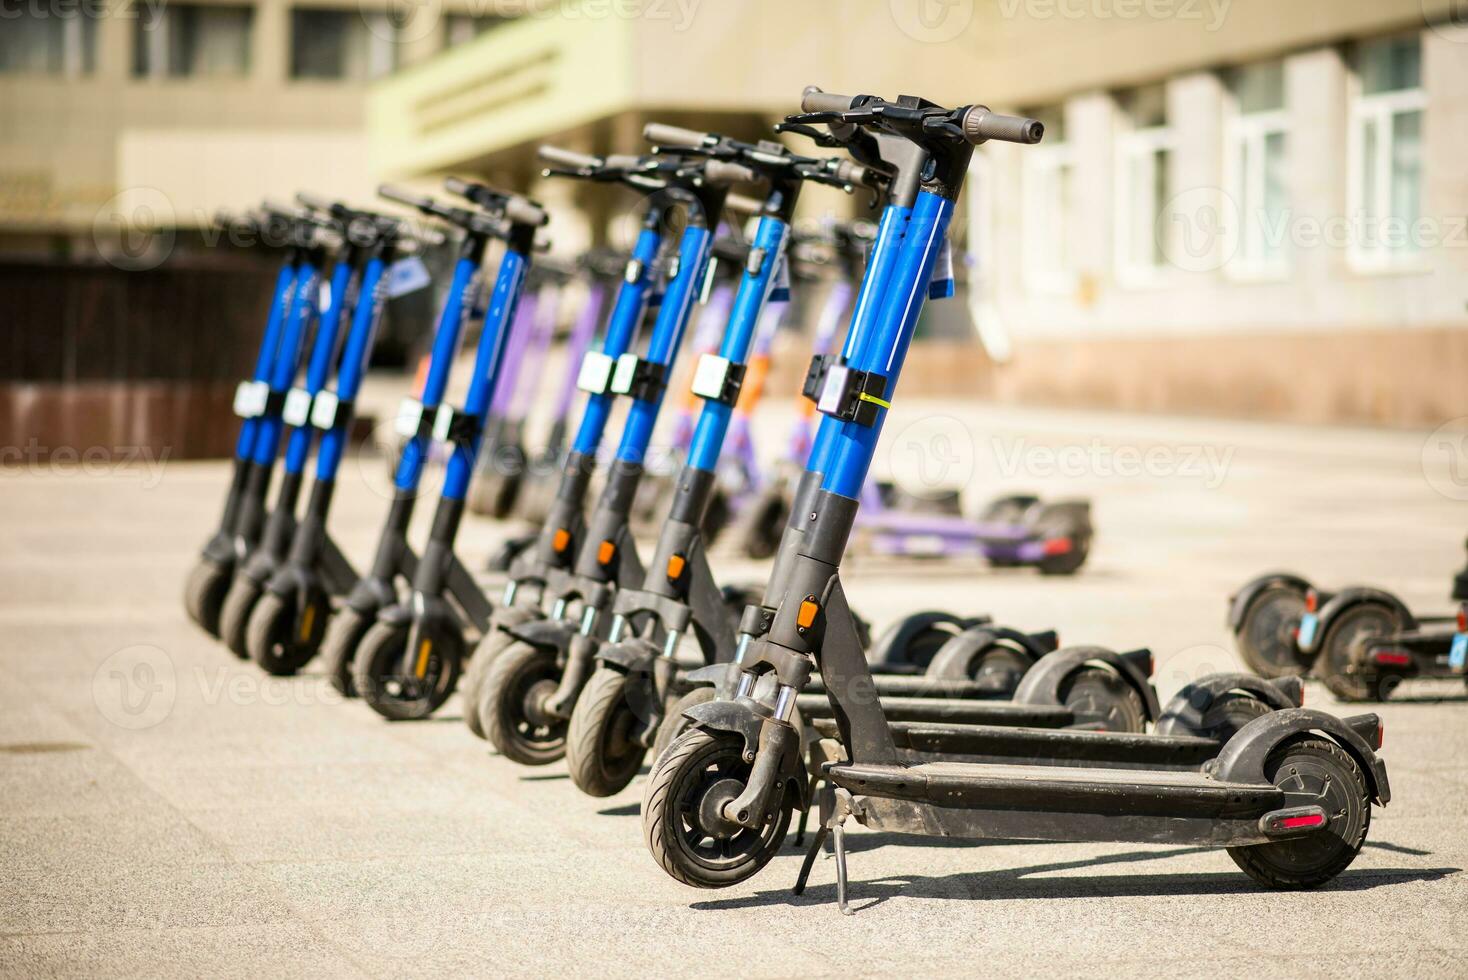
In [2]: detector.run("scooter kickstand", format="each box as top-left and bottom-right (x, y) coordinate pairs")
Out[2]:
(793, 773), (820, 847)
(791, 785), (857, 914)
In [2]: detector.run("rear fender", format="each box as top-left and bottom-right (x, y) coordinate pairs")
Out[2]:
(925, 625), (1045, 681)
(867, 610), (991, 667)
(1226, 572), (1313, 633)
(1155, 672), (1304, 736)
(1012, 645), (1161, 723)
(1211, 708), (1390, 805)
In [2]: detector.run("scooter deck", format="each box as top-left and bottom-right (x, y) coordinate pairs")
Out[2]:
(797, 694), (1074, 728)
(807, 674), (1011, 700)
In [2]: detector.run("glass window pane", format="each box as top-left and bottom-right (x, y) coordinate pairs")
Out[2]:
(1391, 109), (1423, 245)
(444, 14), (508, 47)
(177, 7), (252, 77)
(1260, 130), (1287, 264)
(1359, 35), (1421, 94)
(1231, 60), (1284, 114)
(292, 9), (348, 78)
(1, 12), (64, 73)
(1360, 116), (1379, 226)
(1151, 147), (1170, 266)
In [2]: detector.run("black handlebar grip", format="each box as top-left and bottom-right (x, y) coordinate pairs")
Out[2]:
(702, 159), (757, 186)
(538, 145), (600, 170)
(643, 122), (711, 149)
(378, 184), (433, 210)
(801, 86), (857, 114)
(962, 106), (1044, 145)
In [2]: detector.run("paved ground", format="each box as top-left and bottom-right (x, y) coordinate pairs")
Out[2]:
(3, 400), (1467, 977)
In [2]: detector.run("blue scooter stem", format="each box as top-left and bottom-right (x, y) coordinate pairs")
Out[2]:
(821, 192), (955, 499)
(571, 224), (663, 457)
(284, 258), (357, 475)
(251, 258), (321, 467)
(686, 215), (788, 473)
(393, 254), (482, 493)
(615, 224), (713, 465)
(236, 258), (299, 461)
(316, 255), (388, 483)
(441, 246), (531, 501)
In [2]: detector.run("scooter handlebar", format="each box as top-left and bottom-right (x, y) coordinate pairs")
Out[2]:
(801, 86), (858, 114)
(642, 122), (711, 149)
(377, 184), (433, 211)
(538, 145), (599, 170)
(961, 106), (1044, 145)
(702, 159), (757, 187)
(725, 192), (765, 215)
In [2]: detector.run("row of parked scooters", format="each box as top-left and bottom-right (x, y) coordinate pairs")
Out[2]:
(183, 86), (1391, 912)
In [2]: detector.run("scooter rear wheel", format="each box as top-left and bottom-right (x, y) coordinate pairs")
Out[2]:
(643, 728), (792, 889)
(479, 640), (569, 764)
(218, 576), (263, 659)
(566, 667), (648, 797)
(1228, 736), (1370, 888)
(1059, 666), (1146, 732)
(353, 620), (463, 721)
(184, 558), (232, 636)
(1318, 602), (1399, 703)
(320, 607), (373, 697)
(247, 591), (314, 676)
(1237, 584), (1310, 678)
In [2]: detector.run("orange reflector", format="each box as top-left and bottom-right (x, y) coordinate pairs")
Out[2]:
(299, 604), (316, 642)
(666, 554), (686, 580)
(1458, 606), (1466, 632)
(597, 540), (616, 564)
(797, 600), (819, 629)
(1304, 589), (1318, 613)
(414, 639), (432, 678)
(552, 528), (570, 552)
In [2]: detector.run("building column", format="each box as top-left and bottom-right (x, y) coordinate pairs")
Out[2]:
(1285, 46), (1347, 283)
(1066, 91), (1115, 299)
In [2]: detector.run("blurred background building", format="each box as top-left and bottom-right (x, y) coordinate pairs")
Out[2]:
(3, 0), (1466, 459)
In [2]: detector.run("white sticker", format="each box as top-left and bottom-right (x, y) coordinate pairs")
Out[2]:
(318, 281), (333, 314)
(769, 255), (791, 303)
(928, 238), (955, 300)
(282, 387), (313, 427)
(576, 351), (615, 394)
(432, 405), (456, 442)
(690, 353), (732, 400)
(233, 380), (268, 419)
(386, 256), (432, 298)
(394, 397), (426, 438)
(610, 353), (640, 395)
(310, 390), (340, 429)
(817, 365), (851, 416)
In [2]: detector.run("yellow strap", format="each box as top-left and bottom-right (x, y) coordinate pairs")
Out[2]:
(857, 392), (891, 410)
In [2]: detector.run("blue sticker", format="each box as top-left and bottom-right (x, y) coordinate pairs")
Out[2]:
(386, 256), (431, 298)
(1297, 613), (1318, 649)
(1450, 632), (1467, 671)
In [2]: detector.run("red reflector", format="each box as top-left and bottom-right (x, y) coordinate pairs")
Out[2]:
(1374, 650), (1412, 667)
(1281, 814), (1324, 830)
(1458, 606), (1466, 632)
(1042, 537), (1072, 556)
(1304, 590), (1318, 613)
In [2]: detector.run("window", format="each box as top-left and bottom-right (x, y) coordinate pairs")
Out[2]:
(443, 14), (508, 47)
(1021, 107), (1075, 294)
(134, 4), (253, 78)
(1348, 35), (1426, 270)
(1223, 60), (1289, 278)
(290, 9), (400, 81)
(0, 9), (96, 76)
(1114, 85), (1174, 283)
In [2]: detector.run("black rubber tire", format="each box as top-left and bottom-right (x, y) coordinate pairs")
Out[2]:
(965, 642), (1034, 696)
(352, 620), (462, 721)
(480, 641), (569, 765)
(218, 576), (263, 659)
(320, 606), (373, 697)
(642, 728), (792, 889)
(566, 667), (649, 797)
(184, 558), (232, 637)
(652, 685), (715, 765)
(462, 609), (540, 740)
(1228, 736), (1371, 888)
(1034, 504), (1091, 576)
(1059, 666), (1147, 732)
(737, 489), (787, 561)
(247, 590), (314, 676)
(1237, 585), (1310, 678)
(1189, 691), (1273, 742)
(701, 488), (732, 548)
(1317, 602), (1400, 703)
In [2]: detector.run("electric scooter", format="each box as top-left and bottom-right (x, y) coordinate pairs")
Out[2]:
(217, 203), (349, 656)
(473, 142), (756, 757)
(1230, 545), (1468, 700)
(318, 180), (536, 696)
(350, 181), (551, 720)
(642, 88), (1389, 906)
(245, 195), (438, 674)
(183, 209), (330, 636)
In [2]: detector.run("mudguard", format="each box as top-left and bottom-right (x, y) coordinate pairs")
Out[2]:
(1012, 645), (1161, 723)
(596, 637), (660, 674)
(1226, 572), (1313, 633)
(867, 610), (991, 667)
(503, 616), (577, 655)
(682, 698), (810, 811)
(1302, 586), (1416, 656)
(925, 625), (1055, 681)
(1155, 672), (1303, 736)
(345, 572), (400, 615)
(1211, 708), (1390, 804)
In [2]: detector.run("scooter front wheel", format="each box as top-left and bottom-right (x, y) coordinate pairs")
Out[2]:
(1059, 666), (1146, 732)
(566, 667), (649, 797)
(1228, 736), (1370, 888)
(1236, 584), (1310, 678)
(320, 607), (373, 697)
(247, 591), (315, 676)
(218, 576), (264, 659)
(479, 641), (569, 764)
(353, 620), (463, 721)
(463, 606), (541, 740)
(652, 685), (714, 764)
(643, 728), (792, 889)
(184, 558), (232, 636)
